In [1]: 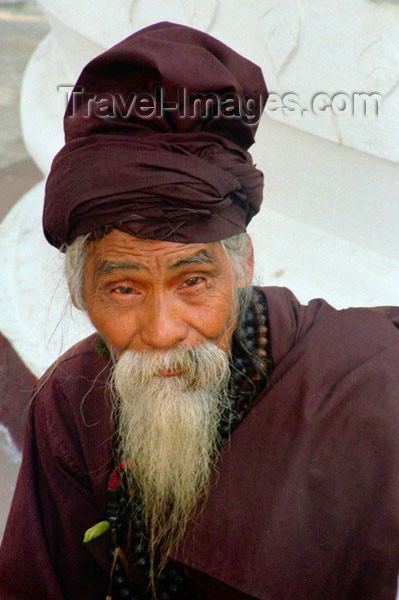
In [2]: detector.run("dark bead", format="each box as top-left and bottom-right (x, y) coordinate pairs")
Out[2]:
(107, 489), (120, 501)
(244, 311), (255, 323)
(240, 378), (252, 390)
(244, 340), (255, 351)
(251, 373), (262, 383)
(131, 530), (142, 542)
(133, 541), (147, 554)
(228, 397), (237, 409)
(257, 314), (266, 324)
(115, 575), (126, 587)
(137, 556), (149, 568)
(245, 325), (255, 336)
(105, 513), (117, 522)
(220, 423), (230, 436)
(240, 401), (249, 411)
(167, 583), (179, 594)
(232, 371), (243, 383)
(108, 548), (115, 559)
(159, 593), (172, 600)
(119, 587), (132, 598)
(227, 410), (238, 421)
(256, 348), (268, 358)
(239, 390), (253, 403)
(114, 561), (122, 573)
(133, 501), (143, 514)
(132, 518), (143, 529)
(169, 568), (186, 583)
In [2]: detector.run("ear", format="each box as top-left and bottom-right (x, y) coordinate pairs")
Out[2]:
(239, 235), (254, 287)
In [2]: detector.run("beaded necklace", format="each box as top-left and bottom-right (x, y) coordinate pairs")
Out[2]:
(105, 289), (270, 600)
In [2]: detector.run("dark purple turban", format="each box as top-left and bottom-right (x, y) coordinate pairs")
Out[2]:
(43, 21), (268, 249)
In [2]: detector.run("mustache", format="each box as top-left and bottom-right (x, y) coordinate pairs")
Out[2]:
(111, 342), (231, 391)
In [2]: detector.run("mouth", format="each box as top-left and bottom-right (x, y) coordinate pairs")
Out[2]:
(156, 368), (184, 377)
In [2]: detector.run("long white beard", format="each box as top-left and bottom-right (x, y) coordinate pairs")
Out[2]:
(110, 342), (231, 567)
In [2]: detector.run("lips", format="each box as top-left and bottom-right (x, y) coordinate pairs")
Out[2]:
(156, 369), (183, 377)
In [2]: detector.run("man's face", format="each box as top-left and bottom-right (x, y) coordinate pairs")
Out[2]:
(83, 229), (251, 355)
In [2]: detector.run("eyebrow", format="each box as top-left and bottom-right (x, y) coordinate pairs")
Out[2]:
(95, 250), (214, 276)
(95, 261), (144, 275)
(167, 250), (214, 269)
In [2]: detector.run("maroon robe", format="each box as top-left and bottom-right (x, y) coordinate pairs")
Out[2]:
(1, 286), (399, 599)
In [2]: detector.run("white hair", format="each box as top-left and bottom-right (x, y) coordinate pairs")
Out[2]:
(64, 231), (253, 315)
(63, 233), (91, 310)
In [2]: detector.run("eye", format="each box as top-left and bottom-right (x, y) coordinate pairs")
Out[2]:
(181, 277), (204, 288)
(112, 285), (135, 295)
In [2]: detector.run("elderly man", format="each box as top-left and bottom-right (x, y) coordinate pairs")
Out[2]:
(1, 21), (399, 600)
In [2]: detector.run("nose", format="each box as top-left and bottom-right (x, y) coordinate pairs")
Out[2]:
(137, 293), (188, 350)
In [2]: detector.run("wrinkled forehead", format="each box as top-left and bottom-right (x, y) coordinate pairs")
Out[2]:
(85, 229), (228, 274)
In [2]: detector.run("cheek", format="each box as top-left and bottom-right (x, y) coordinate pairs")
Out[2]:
(87, 303), (137, 350)
(191, 289), (237, 340)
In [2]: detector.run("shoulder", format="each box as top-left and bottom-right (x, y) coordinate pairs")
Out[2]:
(254, 289), (399, 483)
(36, 333), (110, 401)
(26, 334), (112, 465)
(16, 335), (113, 520)
(260, 286), (399, 427)
(43, 332), (109, 377)
(260, 285), (399, 368)
(260, 286), (399, 414)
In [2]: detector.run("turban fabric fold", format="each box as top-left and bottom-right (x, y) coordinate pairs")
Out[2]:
(43, 22), (268, 248)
